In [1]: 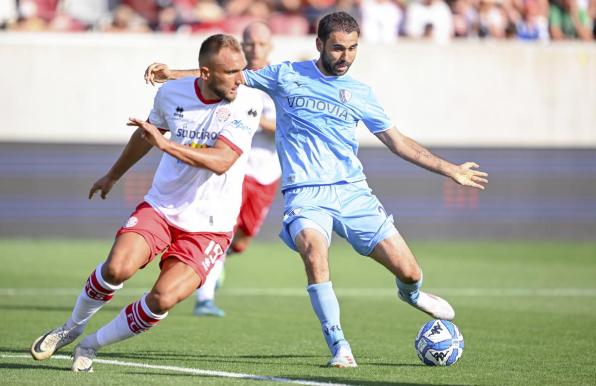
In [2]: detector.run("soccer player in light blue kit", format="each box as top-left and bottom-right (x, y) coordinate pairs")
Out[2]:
(145, 12), (488, 368)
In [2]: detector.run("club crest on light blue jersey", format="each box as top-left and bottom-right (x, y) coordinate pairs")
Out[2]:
(244, 60), (392, 191)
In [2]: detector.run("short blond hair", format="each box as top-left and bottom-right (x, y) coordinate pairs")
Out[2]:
(199, 34), (242, 66)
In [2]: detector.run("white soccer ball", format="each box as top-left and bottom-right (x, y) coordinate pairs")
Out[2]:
(414, 319), (464, 366)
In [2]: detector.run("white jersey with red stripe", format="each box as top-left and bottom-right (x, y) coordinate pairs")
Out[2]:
(144, 77), (262, 233)
(245, 91), (281, 185)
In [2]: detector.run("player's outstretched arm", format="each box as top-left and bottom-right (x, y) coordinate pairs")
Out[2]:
(89, 128), (154, 200)
(144, 63), (200, 85)
(375, 127), (488, 190)
(127, 118), (240, 175)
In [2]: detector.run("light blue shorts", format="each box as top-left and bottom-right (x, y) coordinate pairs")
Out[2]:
(279, 180), (398, 256)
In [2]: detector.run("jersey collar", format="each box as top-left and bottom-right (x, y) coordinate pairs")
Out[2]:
(194, 78), (222, 104)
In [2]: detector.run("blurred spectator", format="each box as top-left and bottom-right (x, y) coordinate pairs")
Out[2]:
(59, 0), (111, 30)
(591, 0), (596, 38)
(549, 0), (593, 40)
(1, 0), (592, 41)
(406, 0), (454, 43)
(245, 0), (273, 20)
(122, 0), (160, 26)
(477, 0), (510, 38)
(101, 4), (150, 33)
(304, 0), (338, 33)
(269, 0), (310, 35)
(11, 0), (52, 31)
(335, 0), (360, 16)
(360, 0), (403, 43)
(451, 0), (480, 37)
(27, 0), (59, 22)
(156, 5), (179, 33)
(511, 0), (549, 40)
(165, 0), (198, 25)
(185, 0), (225, 33)
(47, 11), (87, 32)
(0, 0), (17, 29)
(224, 0), (254, 17)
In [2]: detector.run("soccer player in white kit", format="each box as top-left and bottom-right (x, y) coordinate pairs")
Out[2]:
(30, 34), (263, 372)
(194, 22), (281, 317)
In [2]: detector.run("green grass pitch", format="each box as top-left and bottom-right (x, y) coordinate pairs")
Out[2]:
(1, 239), (595, 385)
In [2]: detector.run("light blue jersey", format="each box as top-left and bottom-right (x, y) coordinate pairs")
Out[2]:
(243, 60), (392, 191)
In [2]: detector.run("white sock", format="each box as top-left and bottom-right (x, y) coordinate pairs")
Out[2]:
(196, 258), (225, 302)
(81, 294), (167, 350)
(66, 262), (123, 329)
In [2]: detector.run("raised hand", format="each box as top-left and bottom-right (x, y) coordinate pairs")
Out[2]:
(127, 118), (165, 149)
(451, 162), (488, 190)
(144, 63), (172, 86)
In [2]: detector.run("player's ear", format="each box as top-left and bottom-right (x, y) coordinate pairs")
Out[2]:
(315, 37), (323, 53)
(199, 66), (210, 80)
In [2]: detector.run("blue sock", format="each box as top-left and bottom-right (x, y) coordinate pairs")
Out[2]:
(307, 281), (346, 353)
(396, 273), (423, 304)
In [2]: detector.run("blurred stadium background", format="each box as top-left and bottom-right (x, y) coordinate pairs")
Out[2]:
(0, 3), (594, 240)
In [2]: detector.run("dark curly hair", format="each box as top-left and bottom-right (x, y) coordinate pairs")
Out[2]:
(317, 12), (360, 42)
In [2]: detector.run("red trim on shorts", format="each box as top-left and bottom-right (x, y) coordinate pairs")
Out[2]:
(195, 78), (221, 104)
(117, 201), (233, 287)
(218, 135), (243, 156)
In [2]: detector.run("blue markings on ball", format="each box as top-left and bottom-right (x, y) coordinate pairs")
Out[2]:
(415, 320), (464, 366)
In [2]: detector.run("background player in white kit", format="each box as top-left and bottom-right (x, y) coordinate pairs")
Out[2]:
(194, 22), (281, 317)
(29, 34), (262, 372)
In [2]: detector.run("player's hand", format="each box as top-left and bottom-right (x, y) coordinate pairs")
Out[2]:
(89, 174), (117, 200)
(144, 63), (171, 86)
(127, 117), (166, 149)
(451, 162), (488, 190)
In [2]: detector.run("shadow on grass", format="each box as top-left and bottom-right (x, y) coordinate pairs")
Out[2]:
(99, 350), (432, 369)
(102, 351), (322, 367)
(103, 351), (428, 368)
(0, 362), (67, 371)
(0, 303), (121, 313)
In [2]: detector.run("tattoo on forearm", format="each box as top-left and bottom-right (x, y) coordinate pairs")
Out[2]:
(414, 150), (422, 162)
(407, 140), (444, 173)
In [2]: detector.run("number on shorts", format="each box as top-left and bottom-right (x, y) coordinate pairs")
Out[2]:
(201, 240), (224, 271)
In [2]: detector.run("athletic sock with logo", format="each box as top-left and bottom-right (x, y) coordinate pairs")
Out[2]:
(307, 281), (347, 353)
(396, 273), (423, 304)
(65, 262), (123, 330)
(79, 294), (167, 350)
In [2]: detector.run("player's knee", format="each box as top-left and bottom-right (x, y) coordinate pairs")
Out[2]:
(401, 264), (422, 283)
(102, 259), (135, 285)
(302, 251), (325, 269)
(145, 291), (177, 314)
(301, 252), (329, 280)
